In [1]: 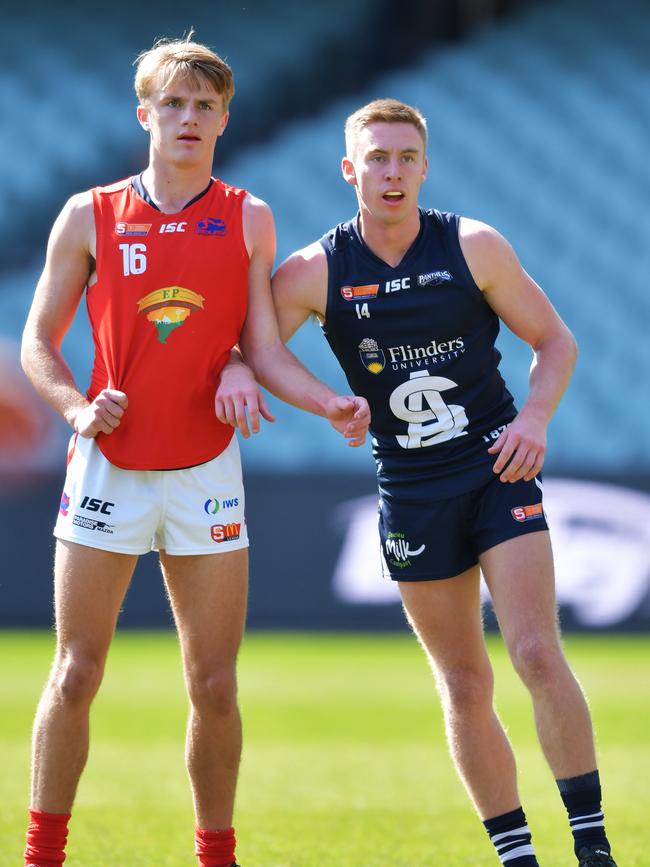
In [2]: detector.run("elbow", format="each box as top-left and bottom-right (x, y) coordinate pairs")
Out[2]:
(565, 328), (578, 371)
(20, 328), (34, 377)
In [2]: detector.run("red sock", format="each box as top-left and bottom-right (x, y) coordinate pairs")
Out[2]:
(24, 809), (71, 866)
(195, 826), (236, 867)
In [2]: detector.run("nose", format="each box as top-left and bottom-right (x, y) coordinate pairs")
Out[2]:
(384, 159), (402, 180)
(181, 105), (200, 125)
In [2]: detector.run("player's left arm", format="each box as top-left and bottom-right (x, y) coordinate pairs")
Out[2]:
(460, 217), (578, 483)
(237, 194), (370, 446)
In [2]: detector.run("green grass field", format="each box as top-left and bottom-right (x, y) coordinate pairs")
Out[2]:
(1, 631), (648, 866)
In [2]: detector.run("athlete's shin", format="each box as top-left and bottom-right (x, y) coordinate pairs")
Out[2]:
(186, 692), (243, 830)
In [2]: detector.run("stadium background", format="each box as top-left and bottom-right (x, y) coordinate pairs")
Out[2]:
(1, 0), (649, 633)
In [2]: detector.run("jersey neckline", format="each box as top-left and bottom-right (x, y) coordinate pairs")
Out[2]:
(131, 174), (215, 214)
(349, 208), (427, 271)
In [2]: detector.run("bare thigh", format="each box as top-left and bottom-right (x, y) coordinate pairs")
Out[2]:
(54, 540), (137, 663)
(399, 566), (491, 680)
(159, 548), (248, 676)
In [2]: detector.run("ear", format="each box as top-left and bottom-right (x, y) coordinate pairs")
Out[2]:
(217, 111), (230, 138)
(421, 156), (429, 183)
(341, 156), (357, 187)
(136, 105), (150, 132)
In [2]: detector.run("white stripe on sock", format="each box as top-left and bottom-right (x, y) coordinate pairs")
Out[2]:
(570, 811), (603, 822)
(491, 825), (530, 844)
(571, 820), (605, 831)
(502, 844), (536, 862)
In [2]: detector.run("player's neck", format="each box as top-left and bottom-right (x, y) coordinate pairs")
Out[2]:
(358, 207), (421, 268)
(141, 159), (213, 214)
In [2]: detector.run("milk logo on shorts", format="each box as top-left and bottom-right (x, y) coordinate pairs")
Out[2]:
(137, 286), (205, 344)
(59, 491), (70, 516)
(359, 338), (385, 374)
(211, 523), (241, 543)
(384, 531), (425, 570)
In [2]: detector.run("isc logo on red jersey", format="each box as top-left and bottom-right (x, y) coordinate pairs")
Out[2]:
(211, 523), (242, 543)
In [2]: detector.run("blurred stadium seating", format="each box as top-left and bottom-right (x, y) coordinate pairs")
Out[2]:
(2, 0), (647, 474)
(1, 0), (649, 629)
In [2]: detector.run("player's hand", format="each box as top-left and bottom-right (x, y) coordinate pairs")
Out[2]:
(488, 412), (546, 482)
(215, 359), (275, 438)
(72, 389), (128, 438)
(325, 395), (370, 447)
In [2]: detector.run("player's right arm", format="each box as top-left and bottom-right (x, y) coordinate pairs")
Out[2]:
(21, 193), (128, 438)
(271, 241), (328, 343)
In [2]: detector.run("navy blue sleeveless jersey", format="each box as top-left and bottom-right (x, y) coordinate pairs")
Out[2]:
(320, 209), (518, 500)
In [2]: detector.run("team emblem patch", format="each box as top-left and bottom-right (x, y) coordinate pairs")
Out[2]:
(358, 338), (385, 374)
(137, 286), (205, 344)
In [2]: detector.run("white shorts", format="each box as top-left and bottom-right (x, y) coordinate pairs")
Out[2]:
(54, 433), (248, 555)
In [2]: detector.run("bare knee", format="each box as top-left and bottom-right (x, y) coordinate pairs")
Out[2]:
(49, 654), (104, 707)
(438, 665), (494, 718)
(510, 635), (566, 687)
(187, 665), (238, 716)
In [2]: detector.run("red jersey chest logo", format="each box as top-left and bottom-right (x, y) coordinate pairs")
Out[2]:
(137, 286), (205, 344)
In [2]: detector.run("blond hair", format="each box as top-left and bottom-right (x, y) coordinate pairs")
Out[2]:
(134, 34), (234, 108)
(345, 98), (428, 155)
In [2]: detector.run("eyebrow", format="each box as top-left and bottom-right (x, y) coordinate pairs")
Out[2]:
(367, 147), (420, 155)
(161, 93), (219, 105)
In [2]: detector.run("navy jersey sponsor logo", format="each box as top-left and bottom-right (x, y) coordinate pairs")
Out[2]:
(341, 284), (379, 301)
(358, 338), (385, 374)
(417, 270), (452, 286)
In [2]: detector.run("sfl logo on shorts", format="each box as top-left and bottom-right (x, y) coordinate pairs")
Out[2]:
(211, 523), (241, 543)
(511, 503), (544, 522)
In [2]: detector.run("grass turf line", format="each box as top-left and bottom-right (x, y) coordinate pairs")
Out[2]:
(0, 631), (648, 865)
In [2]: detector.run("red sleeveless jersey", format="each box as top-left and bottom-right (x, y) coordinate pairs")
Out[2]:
(87, 177), (249, 469)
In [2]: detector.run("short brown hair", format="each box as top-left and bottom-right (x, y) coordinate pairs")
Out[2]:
(345, 98), (428, 155)
(134, 35), (234, 108)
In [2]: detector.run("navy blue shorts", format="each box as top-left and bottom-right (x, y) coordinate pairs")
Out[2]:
(379, 474), (548, 581)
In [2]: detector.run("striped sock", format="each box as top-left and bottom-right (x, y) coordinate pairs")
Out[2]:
(483, 807), (539, 865)
(557, 770), (610, 857)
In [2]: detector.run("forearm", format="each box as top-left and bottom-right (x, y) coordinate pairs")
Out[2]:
(520, 331), (577, 423)
(21, 335), (88, 428)
(246, 341), (336, 417)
